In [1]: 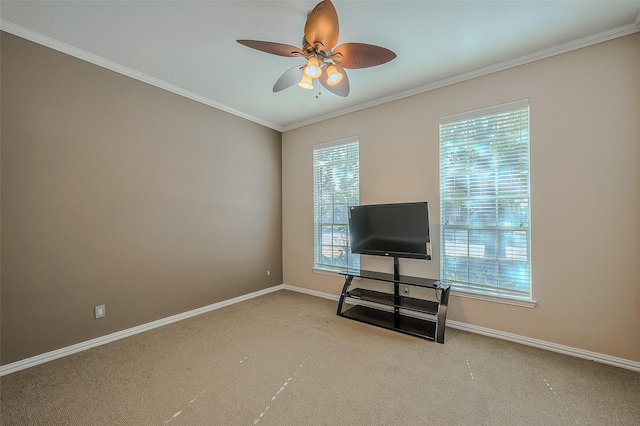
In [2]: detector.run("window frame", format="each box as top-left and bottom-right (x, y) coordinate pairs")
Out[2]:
(439, 99), (533, 304)
(313, 137), (360, 274)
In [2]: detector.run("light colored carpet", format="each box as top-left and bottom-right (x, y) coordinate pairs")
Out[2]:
(1, 290), (639, 425)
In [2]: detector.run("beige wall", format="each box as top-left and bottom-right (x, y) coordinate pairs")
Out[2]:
(1, 33), (283, 365)
(283, 33), (640, 361)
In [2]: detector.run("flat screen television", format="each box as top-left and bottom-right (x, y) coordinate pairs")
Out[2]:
(348, 202), (432, 260)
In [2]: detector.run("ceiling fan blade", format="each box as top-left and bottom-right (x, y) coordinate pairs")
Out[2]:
(318, 66), (349, 97)
(273, 65), (305, 92)
(304, 0), (339, 51)
(331, 43), (396, 69)
(237, 40), (304, 57)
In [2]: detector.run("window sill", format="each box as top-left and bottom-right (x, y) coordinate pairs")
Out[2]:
(312, 268), (342, 276)
(312, 268), (362, 279)
(451, 288), (537, 308)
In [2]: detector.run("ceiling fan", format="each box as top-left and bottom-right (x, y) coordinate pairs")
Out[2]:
(237, 0), (396, 97)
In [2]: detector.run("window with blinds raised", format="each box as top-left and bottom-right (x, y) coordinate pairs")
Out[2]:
(313, 138), (359, 273)
(440, 100), (531, 300)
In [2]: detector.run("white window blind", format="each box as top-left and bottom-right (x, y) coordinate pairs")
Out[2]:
(313, 139), (359, 273)
(440, 100), (531, 299)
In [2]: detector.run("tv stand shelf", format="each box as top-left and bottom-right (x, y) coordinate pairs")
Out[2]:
(347, 288), (440, 315)
(337, 269), (451, 343)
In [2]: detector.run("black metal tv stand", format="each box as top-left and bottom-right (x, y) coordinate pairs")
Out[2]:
(337, 258), (451, 343)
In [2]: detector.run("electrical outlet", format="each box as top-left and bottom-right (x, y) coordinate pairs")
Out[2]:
(266, 270), (271, 277)
(95, 304), (106, 319)
(402, 285), (410, 296)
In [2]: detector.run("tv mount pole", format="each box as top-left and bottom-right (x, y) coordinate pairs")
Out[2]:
(393, 256), (400, 281)
(393, 256), (400, 327)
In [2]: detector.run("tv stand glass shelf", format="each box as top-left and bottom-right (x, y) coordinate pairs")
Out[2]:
(337, 269), (451, 343)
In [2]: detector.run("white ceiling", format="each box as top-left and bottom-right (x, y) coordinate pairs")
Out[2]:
(2, 1), (639, 131)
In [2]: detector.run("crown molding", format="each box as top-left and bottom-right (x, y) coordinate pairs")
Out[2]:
(2, 18), (638, 133)
(282, 21), (640, 131)
(0, 20), (284, 132)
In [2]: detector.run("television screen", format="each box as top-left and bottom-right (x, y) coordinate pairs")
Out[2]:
(348, 202), (431, 260)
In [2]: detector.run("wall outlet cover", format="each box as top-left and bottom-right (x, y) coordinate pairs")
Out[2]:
(95, 304), (106, 319)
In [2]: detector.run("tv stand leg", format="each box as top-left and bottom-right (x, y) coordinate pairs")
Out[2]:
(435, 286), (450, 343)
(337, 275), (354, 316)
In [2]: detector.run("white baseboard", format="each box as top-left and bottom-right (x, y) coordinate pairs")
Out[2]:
(281, 284), (339, 301)
(0, 285), (286, 377)
(3, 284), (638, 375)
(282, 284), (640, 372)
(445, 320), (640, 372)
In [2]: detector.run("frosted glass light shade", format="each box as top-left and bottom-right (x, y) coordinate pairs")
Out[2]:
(304, 57), (322, 78)
(298, 74), (314, 90)
(326, 65), (343, 86)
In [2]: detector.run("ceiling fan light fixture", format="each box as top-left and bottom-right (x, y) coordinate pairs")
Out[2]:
(304, 56), (323, 78)
(237, 0), (395, 97)
(326, 65), (343, 86)
(298, 73), (314, 90)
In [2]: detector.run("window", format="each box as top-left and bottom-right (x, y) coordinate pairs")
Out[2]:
(313, 138), (359, 273)
(439, 100), (531, 300)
